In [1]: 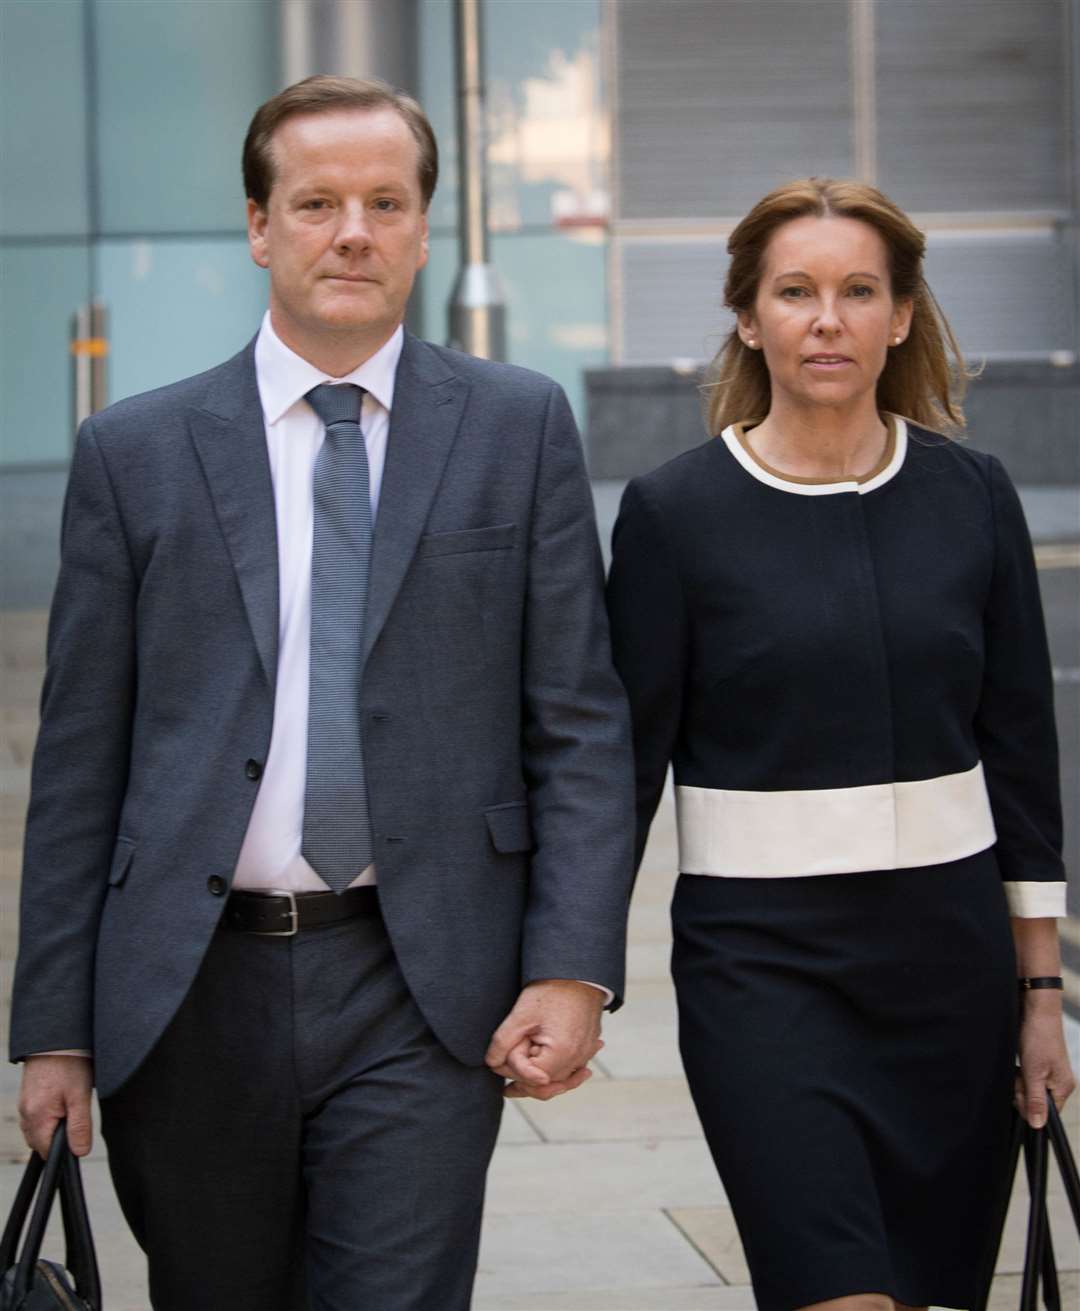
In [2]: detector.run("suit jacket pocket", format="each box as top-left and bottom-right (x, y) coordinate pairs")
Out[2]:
(484, 802), (534, 854)
(417, 523), (516, 558)
(108, 837), (136, 887)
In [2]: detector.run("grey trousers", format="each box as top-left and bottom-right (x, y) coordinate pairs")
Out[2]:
(100, 909), (505, 1311)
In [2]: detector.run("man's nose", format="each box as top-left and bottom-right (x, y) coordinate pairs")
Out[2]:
(335, 202), (371, 252)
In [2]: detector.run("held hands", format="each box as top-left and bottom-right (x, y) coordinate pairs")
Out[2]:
(18, 1054), (95, 1158)
(486, 979), (605, 1100)
(1015, 993), (1076, 1129)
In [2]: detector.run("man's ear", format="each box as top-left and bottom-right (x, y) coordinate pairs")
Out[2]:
(247, 198), (270, 270)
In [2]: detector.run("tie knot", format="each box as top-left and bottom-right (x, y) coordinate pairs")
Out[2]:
(306, 383), (365, 429)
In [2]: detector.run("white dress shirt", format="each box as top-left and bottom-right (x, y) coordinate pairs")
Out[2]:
(232, 312), (402, 892)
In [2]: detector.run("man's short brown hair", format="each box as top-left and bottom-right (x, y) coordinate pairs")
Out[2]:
(243, 74), (439, 211)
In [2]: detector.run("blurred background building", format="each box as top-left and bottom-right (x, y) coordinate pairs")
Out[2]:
(3, 0), (1078, 484)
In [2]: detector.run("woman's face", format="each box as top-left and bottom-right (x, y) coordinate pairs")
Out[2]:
(738, 214), (913, 416)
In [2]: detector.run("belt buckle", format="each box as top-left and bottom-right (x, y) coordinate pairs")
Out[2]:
(257, 889), (300, 937)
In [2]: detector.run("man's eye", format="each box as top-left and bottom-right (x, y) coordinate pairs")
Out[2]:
(374, 199), (399, 212)
(303, 199), (329, 210)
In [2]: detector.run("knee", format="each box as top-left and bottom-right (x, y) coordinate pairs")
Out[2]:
(798, 1297), (895, 1311)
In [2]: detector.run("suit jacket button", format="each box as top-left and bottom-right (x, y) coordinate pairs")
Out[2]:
(207, 875), (228, 896)
(245, 759), (262, 780)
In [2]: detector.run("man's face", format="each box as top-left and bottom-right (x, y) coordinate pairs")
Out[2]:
(247, 107), (429, 364)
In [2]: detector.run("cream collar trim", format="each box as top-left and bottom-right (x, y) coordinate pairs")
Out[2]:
(720, 415), (908, 496)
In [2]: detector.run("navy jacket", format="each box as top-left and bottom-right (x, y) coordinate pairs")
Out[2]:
(607, 418), (1065, 916)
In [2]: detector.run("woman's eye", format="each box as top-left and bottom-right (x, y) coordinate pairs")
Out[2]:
(848, 284), (874, 297)
(780, 286), (808, 298)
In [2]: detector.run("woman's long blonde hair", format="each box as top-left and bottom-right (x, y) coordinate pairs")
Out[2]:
(703, 178), (972, 436)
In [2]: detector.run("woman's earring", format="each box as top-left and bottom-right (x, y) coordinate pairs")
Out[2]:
(746, 338), (757, 349)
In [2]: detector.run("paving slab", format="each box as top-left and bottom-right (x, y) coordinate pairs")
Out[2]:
(498, 1102), (545, 1145)
(591, 979), (683, 1080)
(486, 1139), (727, 1215)
(474, 1210), (721, 1299)
(668, 1207), (750, 1285)
(625, 939), (675, 984)
(985, 1271), (1079, 1309)
(997, 1176), (1080, 1261)
(517, 1077), (703, 1145)
(473, 1289), (756, 1310)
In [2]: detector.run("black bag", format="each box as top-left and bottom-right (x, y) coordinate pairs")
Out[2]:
(0, 1122), (102, 1310)
(977, 1093), (1080, 1311)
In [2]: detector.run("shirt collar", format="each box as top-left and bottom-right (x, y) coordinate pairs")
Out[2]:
(254, 311), (404, 426)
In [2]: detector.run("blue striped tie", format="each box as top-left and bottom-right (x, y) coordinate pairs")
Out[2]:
(302, 383), (374, 893)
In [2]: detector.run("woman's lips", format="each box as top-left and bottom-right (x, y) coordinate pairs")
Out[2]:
(803, 355), (852, 369)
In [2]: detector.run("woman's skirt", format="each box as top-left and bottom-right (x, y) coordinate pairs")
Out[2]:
(671, 848), (1017, 1311)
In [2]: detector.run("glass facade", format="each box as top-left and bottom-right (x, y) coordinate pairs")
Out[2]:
(0, 0), (278, 472)
(2, 0), (1077, 469)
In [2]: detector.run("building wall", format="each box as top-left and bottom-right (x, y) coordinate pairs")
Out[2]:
(610, 0), (1078, 369)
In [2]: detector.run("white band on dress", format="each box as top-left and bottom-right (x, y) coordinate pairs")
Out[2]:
(676, 760), (996, 878)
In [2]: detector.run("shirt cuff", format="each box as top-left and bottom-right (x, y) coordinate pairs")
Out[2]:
(1004, 881), (1068, 918)
(26, 1050), (93, 1059)
(576, 980), (616, 1008)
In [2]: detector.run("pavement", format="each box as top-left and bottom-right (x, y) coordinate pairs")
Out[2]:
(2, 492), (1080, 1306)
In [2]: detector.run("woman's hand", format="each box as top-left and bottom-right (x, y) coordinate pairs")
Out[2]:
(1011, 917), (1075, 1128)
(1015, 994), (1076, 1128)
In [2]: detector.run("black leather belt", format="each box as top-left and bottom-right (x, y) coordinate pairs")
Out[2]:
(222, 886), (379, 937)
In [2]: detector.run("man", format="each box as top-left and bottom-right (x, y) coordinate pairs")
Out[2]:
(12, 76), (633, 1310)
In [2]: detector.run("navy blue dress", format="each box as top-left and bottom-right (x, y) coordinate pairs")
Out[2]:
(606, 418), (1066, 1310)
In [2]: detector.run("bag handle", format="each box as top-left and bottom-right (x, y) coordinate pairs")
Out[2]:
(974, 1090), (1080, 1311)
(58, 1137), (102, 1307)
(1019, 1119), (1049, 1311)
(0, 1148), (45, 1275)
(1, 1121), (102, 1309)
(1046, 1095), (1080, 1232)
(10, 1120), (70, 1301)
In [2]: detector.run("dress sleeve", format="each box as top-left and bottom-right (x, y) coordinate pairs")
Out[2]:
(606, 478), (687, 873)
(974, 455), (1067, 917)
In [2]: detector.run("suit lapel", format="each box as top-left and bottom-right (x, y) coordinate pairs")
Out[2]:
(364, 333), (468, 664)
(189, 341), (279, 690)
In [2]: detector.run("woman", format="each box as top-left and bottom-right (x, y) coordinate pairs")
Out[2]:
(606, 178), (1074, 1311)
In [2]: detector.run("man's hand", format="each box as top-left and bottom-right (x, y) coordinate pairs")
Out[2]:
(485, 979), (604, 1100)
(18, 1055), (94, 1158)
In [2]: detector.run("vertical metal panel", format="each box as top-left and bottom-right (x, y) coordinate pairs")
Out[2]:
(875, 0), (1068, 212)
(925, 233), (1075, 358)
(850, 0), (877, 182)
(615, 0), (854, 220)
(619, 241), (731, 365)
(280, 0), (418, 90)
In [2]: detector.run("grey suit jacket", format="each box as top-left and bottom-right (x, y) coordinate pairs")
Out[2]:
(10, 331), (634, 1098)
